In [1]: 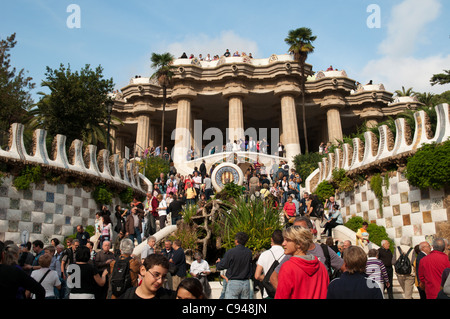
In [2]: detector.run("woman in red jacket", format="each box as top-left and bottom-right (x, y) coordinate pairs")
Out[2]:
(282, 195), (297, 226)
(275, 226), (329, 299)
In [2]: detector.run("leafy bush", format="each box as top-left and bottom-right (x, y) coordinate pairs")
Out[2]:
(93, 184), (113, 205)
(344, 216), (394, 252)
(314, 180), (335, 203)
(13, 165), (43, 190)
(219, 198), (282, 254)
(370, 173), (384, 215)
(119, 187), (134, 205)
(138, 156), (170, 185)
(406, 140), (450, 190)
(332, 168), (354, 192)
(293, 152), (324, 186)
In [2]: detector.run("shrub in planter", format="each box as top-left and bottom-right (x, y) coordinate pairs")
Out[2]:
(406, 140), (450, 190)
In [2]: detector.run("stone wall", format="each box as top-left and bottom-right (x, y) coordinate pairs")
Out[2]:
(336, 172), (450, 247)
(305, 103), (450, 246)
(0, 123), (150, 244)
(0, 175), (126, 244)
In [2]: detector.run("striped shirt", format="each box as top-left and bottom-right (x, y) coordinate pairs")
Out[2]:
(366, 257), (389, 286)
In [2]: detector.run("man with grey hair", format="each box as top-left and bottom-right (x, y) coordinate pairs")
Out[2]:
(378, 239), (394, 299)
(395, 236), (415, 299)
(108, 238), (141, 299)
(419, 238), (450, 299)
(141, 236), (156, 262)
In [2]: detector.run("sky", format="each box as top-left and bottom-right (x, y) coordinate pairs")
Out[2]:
(1, 0), (449, 103)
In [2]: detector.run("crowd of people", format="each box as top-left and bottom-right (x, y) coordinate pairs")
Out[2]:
(179, 49), (254, 62)
(1, 156), (449, 301)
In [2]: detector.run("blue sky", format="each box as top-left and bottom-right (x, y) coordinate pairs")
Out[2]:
(2, 0), (449, 102)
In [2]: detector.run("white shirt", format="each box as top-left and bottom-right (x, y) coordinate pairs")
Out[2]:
(256, 245), (285, 298)
(158, 200), (167, 216)
(190, 259), (210, 276)
(193, 176), (202, 189)
(31, 268), (61, 298)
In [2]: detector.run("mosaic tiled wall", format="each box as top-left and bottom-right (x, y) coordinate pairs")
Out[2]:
(337, 172), (450, 246)
(0, 176), (121, 244)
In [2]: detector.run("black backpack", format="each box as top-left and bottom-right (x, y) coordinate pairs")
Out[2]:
(110, 256), (132, 297)
(261, 250), (284, 298)
(395, 247), (413, 275)
(321, 244), (341, 281)
(312, 201), (324, 218)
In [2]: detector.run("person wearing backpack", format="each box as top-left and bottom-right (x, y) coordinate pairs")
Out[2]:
(254, 230), (285, 299)
(394, 236), (416, 299)
(108, 238), (141, 299)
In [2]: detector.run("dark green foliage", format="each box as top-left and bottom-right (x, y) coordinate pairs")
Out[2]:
(13, 165), (42, 190)
(0, 33), (35, 147)
(332, 169), (354, 192)
(406, 140), (450, 190)
(344, 216), (394, 253)
(119, 187), (134, 205)
(93, 184), (113, 205)
(293, 152), (324, 186)
(215, 182), (244, 201)
(31, 63), (114, 145)
(219, 198), (282, 254)
(138, 156), (169, 186)
(315, 180), (335, 203)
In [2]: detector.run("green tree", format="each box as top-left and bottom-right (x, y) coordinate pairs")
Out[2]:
(394, 86), (415, 97)
(31, 63), (114, 145)
(285, 27), (317, 154)
(0, 33), (35, 146)
(430, 69), (450, 86)
(150, 53), (175, 156)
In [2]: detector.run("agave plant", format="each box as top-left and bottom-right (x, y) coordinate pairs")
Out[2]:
(218, 197), (282, 254)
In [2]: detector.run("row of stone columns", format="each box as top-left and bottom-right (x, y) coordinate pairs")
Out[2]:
(118, 87), (346, 163)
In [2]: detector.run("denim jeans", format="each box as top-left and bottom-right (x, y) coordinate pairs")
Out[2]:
(129, 227), (142, 245)
(144, 215), (157, 237)
(224, 279), (251, 299)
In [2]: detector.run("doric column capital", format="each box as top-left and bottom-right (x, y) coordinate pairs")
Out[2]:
(274, 83), (301, 98)
(171, 86), (197, 102)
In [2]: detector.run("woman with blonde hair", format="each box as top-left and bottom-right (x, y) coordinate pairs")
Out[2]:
(275, 226), (329, 299)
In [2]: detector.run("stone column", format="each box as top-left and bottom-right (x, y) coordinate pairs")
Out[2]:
(149, 121), (158, 148)
(228, 96), (245, 142)
(136, 114), (150, 155)
(326, 107), (343, 144)
(279, 94), (301, 159)
(172, 87), (197, 173)
(223, 82), (248, 144)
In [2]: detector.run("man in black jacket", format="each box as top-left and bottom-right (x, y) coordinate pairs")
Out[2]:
(216, 232), (253, 299)
(167, 193), (185, 226)
(378, 239), (395, 299)
(415, 241), (431, 299)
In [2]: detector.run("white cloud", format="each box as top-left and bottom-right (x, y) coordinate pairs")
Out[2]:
(361, 54), (450, 94)
(359, 0), (448, 94)
(159, 30), (259, 59)
(378, 0), (441, 57)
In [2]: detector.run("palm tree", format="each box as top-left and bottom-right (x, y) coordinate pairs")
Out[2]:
(150, 52), (175, 158)
(285, 27), (317, 154)
(414, 92), (435, 107)
(394, 86), (415, 97)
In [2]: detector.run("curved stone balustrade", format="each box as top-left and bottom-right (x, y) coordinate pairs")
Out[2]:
(172, 54), (294, 69)
(0, 123), (147, 195)
(174, 151), (287, 176)
(305, 103), (450, 193)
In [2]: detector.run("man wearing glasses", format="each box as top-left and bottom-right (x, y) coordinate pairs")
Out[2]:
(119, 254), (175, 299)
